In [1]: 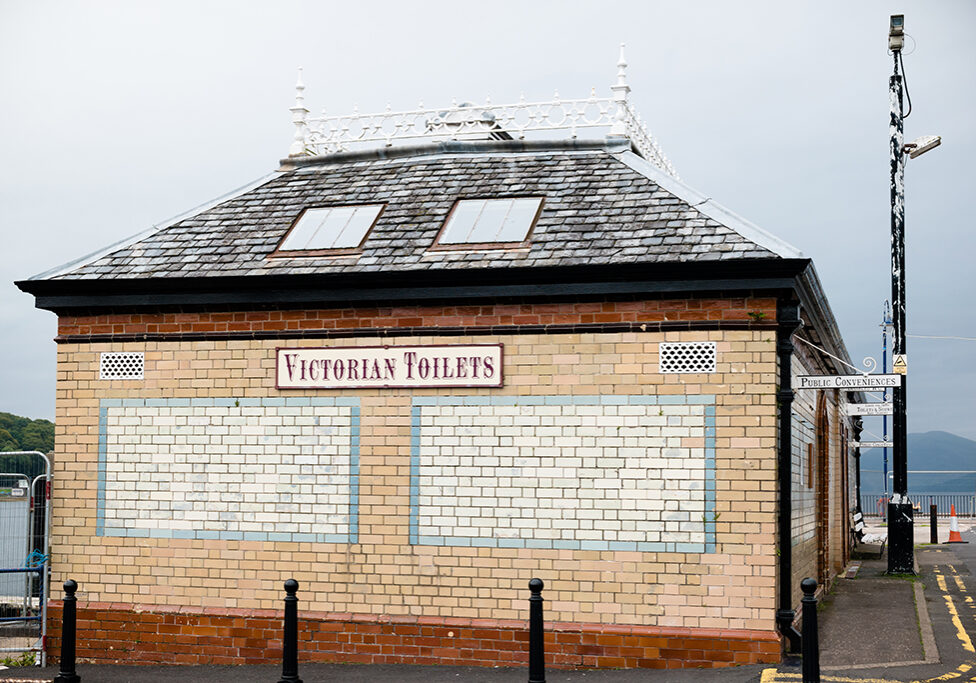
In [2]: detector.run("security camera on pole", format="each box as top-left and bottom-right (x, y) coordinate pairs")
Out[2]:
(886, 15), (941, 574)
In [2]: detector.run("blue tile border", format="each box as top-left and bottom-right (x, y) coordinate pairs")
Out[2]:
(96, 405), (107, 536)
(347, 404), (360, 543)
(97, 397), (359, 545)
(703, 404), (717, 553)
(410, 395), (717, 554)
(106, 397), (360, 409)
(100, 528), (354, 543)
(409, 404), (422, 545)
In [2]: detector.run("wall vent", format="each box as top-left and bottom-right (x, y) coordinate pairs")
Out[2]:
(100, 352), (144, 380)
(659, 342), (716, 374)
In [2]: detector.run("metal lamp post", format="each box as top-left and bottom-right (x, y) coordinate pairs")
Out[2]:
(886, 14), (941, 574)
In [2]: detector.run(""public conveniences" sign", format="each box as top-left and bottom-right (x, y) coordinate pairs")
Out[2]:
(276, 344), (504, 389)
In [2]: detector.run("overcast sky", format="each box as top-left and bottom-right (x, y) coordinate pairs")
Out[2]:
(2, 1), (974, 453)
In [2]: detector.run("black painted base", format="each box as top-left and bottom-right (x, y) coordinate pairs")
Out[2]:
(776, 608), (802, 653)
(887, 501), (915, 574)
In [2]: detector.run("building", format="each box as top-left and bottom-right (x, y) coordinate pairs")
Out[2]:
(18, 50), (857, 669)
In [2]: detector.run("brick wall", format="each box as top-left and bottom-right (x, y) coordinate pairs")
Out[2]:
(98, 398), (358, 543)
(50, 297), (785, 668)
(412, 395), (716, 553)
(789, 345), (849, 603)
(56, 298), (777, 339)
(47, 602), (780, 668)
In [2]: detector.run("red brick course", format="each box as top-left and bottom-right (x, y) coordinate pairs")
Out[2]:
(47, 602), (781, 668)
(57, 298), (777, 339)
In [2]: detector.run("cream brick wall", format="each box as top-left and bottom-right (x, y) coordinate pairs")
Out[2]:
(413, 397), (714, 552)
(53, 330), (778, 630)
(99, 400), (358, 543)
(788, 347), (851, 601)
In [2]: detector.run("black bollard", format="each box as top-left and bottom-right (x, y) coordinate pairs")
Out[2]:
(801, 578), (820, 683)
(53, 579), (80, 683)
(528, 578), (545, 683)
(931, 503), (939, 544)
(277, 579), (302, 683)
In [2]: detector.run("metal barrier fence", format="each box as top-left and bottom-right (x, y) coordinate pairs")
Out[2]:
(860, 493), (976, 517)
(0, 452), (51, 666)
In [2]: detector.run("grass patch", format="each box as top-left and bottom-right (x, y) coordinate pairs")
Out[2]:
(1, 651), (36, 666)
(885, 572), (920, 582)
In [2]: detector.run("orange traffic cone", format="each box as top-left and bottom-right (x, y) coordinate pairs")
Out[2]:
(947, 504), (968, 543)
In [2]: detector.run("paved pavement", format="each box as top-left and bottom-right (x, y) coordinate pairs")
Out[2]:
(5, 520), (976, 682)
(0, 662), (773, 682)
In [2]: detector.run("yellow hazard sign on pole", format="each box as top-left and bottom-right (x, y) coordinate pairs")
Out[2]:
(893, 354), (907, 375)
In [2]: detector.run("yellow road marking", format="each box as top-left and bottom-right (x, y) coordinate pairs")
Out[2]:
(759, 671), (908, 683)
(936, 564), (976, 652)
(944, 593), (976, 652)
(919, 662), (976, 682)
(818, 676), (910, 682)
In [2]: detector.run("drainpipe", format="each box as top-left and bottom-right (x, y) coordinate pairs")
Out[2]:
(776, 297), (802, 653)
(853, 417), (863, 513)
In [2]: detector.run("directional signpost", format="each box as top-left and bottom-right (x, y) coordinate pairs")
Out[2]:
(796, 374), (902, 390)
(852, 441), (894, 449)
(845, 403), (894, 416)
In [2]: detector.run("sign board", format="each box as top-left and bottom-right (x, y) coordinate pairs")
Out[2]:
(276, 344), (504, 389)
(852, 441), (894, 449)
(796, 374), (902, 390)
(893, 354), (907, 375)
(844, 403), (894, 416)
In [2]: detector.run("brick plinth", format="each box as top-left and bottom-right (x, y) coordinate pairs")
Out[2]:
(47, 602), (780, 669)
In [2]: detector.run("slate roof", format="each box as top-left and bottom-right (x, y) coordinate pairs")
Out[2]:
(36, 139), (801, 282)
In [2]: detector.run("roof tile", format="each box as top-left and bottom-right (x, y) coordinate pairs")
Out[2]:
(53, 147), (780, 281)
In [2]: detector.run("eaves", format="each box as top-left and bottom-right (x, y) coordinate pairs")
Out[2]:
(18, 259), (813, 316)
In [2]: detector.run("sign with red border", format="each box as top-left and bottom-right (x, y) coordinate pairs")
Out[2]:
(276, 344), (504, 389)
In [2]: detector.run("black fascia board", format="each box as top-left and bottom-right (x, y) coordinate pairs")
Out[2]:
(17, 259), (812, 315)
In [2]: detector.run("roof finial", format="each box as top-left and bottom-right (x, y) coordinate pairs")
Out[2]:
(610, 43), (631, 136)
(612, 43), (630, 99)
(288, 67), (309, 157)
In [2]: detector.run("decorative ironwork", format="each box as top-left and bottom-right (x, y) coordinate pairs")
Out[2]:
(861, 356), (879, 374)
(287, 45), (677, 178)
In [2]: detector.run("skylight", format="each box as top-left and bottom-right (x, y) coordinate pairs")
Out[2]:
(278, 204), (384, 252)
(436, 197), (543, 246)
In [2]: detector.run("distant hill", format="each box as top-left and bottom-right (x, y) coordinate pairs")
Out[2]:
(0, 412), (54, 478)
(861, 431), (976, 494)
(0, 412), (53, 453)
